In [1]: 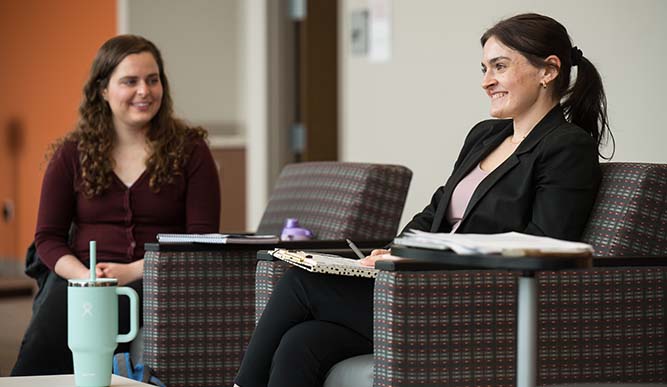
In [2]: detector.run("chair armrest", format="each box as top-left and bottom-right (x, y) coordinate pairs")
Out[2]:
(143, 239), (389, 387)
(376, 251), (667, 385)
(143, 248), (262, 387)
(536, 265), (667, 385)
(255, 260), (292, 322)
(372, 269), (518, 386)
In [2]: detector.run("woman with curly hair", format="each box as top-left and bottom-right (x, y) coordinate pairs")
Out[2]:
(12, 35), (220, 375)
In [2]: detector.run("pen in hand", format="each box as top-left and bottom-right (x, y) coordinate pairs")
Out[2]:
(346, 238), (366, 260)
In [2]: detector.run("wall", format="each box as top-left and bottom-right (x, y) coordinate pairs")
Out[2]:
(0, 0), (116, 263)
(340, 0), (667, 228)
(122, 0), (258, 230)
(122, 0), (245, 137)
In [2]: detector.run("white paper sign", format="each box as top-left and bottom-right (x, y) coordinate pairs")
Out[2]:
(369, 0), (392, 62)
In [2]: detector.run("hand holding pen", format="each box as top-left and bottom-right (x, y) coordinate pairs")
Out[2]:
(346, 239), (399, 267)
(345, 239), (366, 259)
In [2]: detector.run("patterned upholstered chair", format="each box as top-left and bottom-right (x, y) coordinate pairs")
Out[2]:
(537, 162), (667, 386)
(256, 257), (519, 386)
(142, 162), (412, 387)
(256, 253), (518, 387)
(256, 162), (667, 387)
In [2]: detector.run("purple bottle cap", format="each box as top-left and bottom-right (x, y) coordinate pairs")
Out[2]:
(284, 218), (299, 228)
(281, 218), (313, 241)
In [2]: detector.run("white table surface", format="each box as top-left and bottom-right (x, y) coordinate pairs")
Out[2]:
(0, 374), (152, 386)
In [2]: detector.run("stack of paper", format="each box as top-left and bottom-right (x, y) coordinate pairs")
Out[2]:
(157, 233), (279, 244)
(394, 230), (593, 256)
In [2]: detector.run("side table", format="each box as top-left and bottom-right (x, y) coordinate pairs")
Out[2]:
(0, 374), (152, 386)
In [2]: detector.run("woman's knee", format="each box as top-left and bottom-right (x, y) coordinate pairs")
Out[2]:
(269, 322), (325, 385)
(269, 321), (372, 385)
(272, 321), (320, 365)
(272, 320), (369, 365)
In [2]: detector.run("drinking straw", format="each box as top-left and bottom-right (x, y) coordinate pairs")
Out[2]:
(90, 240), (96, 281)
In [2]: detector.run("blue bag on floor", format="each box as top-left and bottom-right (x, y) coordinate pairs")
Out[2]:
(113, 353), (166, 387)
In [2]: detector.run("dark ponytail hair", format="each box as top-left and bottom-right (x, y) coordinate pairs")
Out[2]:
(481, 13), (614, 159)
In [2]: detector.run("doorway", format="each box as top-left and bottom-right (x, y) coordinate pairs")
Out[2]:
(293, 0), (339, 163)
(267, 0), (339, 175)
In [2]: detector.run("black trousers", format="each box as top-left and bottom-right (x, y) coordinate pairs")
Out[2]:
(235, 268), (374, 387)
(11, 271), (143, 376)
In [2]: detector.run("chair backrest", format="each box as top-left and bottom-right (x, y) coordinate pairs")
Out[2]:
(256, 162), (413, 240)
(582, 162), (667, 256)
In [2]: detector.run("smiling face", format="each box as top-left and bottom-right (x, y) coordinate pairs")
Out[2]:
(481, 36), (546, 122)
(102, 51), (163, 136)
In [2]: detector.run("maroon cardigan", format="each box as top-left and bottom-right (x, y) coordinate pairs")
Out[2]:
(35, 138), (221, 270)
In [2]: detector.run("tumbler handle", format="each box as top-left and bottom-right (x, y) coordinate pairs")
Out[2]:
(115, 286), (139, 343)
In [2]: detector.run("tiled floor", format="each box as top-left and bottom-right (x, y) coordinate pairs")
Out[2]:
(0, 294), (32, 376)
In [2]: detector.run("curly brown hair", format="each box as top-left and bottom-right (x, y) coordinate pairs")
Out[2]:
(50, 35), (207, 197)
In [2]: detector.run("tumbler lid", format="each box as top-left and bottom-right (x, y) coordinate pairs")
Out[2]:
(68, 278), (118, 287)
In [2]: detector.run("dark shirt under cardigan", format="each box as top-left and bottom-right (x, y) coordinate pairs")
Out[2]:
(35, 137), (221, 270)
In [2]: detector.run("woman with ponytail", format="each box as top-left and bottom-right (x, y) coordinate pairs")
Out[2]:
(234, 13), (610, 387)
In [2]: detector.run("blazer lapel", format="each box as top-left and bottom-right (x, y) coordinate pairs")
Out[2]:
(461, 154), (519, 220)
(460, 105), (568, 223)
(430, 122), (512, 232)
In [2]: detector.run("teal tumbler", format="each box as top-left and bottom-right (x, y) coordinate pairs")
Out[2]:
(68, 278), (138, 387)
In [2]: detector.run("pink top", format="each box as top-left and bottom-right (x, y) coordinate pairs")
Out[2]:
(446, 164), (490, 233)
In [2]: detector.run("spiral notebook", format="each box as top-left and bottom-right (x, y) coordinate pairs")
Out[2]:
(268, 249), (378, 279)
(157, 233), (279, 244)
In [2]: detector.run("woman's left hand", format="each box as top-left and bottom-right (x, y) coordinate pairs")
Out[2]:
(96, 260), (144, 286)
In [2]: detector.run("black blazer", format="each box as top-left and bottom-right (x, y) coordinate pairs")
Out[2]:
(402, 105), (601, 241)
